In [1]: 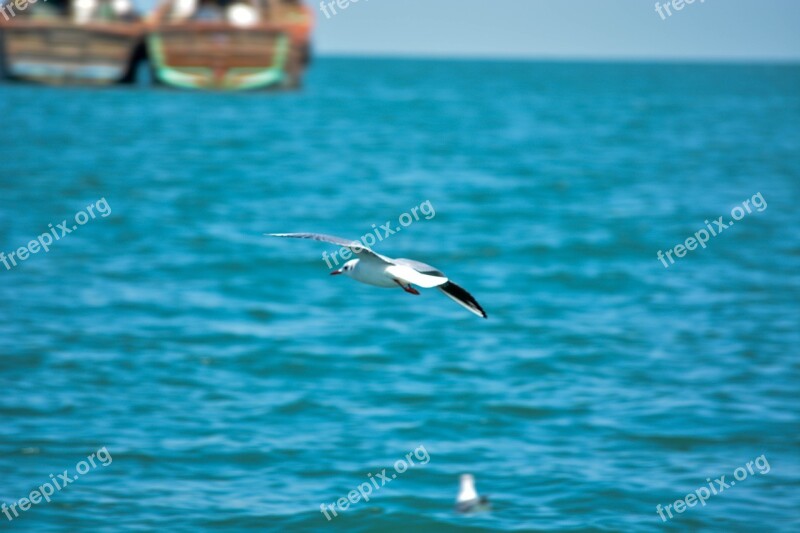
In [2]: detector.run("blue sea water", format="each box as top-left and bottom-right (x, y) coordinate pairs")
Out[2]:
(1, 58), (799, 532)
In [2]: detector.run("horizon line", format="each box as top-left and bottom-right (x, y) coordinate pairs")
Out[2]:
(314, 51), (800, 66)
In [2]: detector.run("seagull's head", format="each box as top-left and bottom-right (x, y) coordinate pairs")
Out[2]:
(330, 259), (358, 277)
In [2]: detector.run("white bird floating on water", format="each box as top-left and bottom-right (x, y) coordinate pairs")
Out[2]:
(266, 233), (487, 318)
(456, 474), (491, 513)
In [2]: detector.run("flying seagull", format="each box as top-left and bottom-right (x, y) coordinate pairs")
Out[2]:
(266, 233), (487, 318)
(455, 474), (491, 513)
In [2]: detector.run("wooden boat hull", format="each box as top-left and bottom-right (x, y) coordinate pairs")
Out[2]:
(147, 24), (307, 91)
(0, 22), (144, 85)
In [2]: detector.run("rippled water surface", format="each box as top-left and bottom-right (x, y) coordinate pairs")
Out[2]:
(1, 59), (799, 532)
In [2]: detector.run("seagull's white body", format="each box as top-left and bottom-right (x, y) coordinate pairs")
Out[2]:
(457, 474), (479, 503)
(455, 474), (490, 513)
(267, 232), (487, 318)
(349, 260), (401, 288)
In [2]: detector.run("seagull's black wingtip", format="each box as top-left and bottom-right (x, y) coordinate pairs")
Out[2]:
(439, 281), (488, 319)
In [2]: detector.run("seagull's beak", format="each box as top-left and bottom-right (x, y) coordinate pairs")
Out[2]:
(330, 269), (343, 276)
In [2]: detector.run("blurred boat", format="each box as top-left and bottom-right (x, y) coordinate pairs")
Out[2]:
(147, 0), (312, 90)
(0, 0), (146, 85)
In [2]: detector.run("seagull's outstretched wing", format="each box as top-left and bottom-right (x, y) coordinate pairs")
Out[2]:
(267, 233), (392, 264)
(394, 258), (487, 318)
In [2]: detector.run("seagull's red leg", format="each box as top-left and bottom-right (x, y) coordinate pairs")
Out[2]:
(394, 279), (420, 295)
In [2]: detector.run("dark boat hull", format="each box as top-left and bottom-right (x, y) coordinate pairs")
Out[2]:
(0, 21), (144, 85)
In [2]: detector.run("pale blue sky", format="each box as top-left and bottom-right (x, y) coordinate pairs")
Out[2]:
(313, 0), (800, 61)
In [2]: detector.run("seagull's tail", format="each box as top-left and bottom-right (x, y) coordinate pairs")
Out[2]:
(438, 282), (487, 319)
